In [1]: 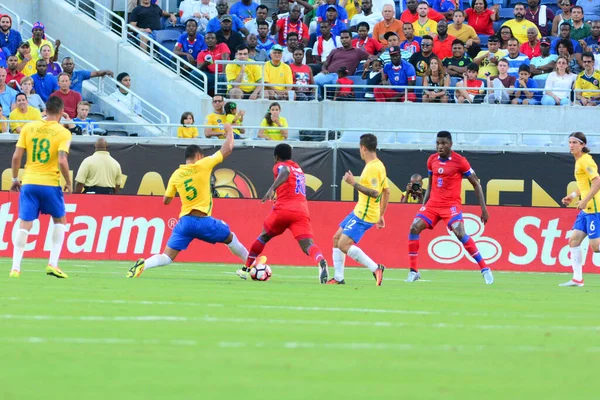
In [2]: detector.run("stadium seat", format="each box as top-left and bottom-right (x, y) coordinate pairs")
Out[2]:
(498, 8), (514, 20)
(89, 103), (103, 114)
(395, 132), (419, 144)
(339, 131), (364, 142)
(521, 132), (553, 146)
(493, 20), (503, 32)
(165, 24), (186, 34)
(478, 35), (490, 47)
(104, 130), (130, 137)
(377, 132), (396, 144)
(476, 134), (514, 146)
(154, 29), (181, 45)
(87, 112), (106, 122)
(348, 75), (367, 100)
(415, 75), (423, 101)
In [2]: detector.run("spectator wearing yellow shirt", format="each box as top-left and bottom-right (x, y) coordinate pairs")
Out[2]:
(447, 10), (481, 58)
(16, 42), (37, 77)
(178, 111), (199, 138)
(9, 93), (42, 134)
(226, 44), (263, 99)
(224, 101), (246, 138)
(204, 95), (227, 138)
(264, 44), (294, 100)
(26, 22), (58, 62)
(258, 102), (288, 140)
(401, 174), (426, 203)
(412, 3), (437, 37)
(0, 105), (7, 133)
(501, 3), (541, 45)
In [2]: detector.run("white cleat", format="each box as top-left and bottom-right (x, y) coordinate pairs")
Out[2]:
(236, 269), (249, 280)
(481, 268), (494, 284)
(405, 271), (421, 282)
(558, 279), (584, 287)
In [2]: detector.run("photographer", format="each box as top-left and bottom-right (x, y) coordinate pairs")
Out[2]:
(401, 174), (425, 204)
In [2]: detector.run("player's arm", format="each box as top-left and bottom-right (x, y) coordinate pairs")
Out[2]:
(562, 189), (581, 205)
(219, 124), (234, 159)
(10, 146), (25, 191)
(577, 176), (600, 211)
(376, 186), (390, 229)
(58, 150), (72, 193)
(261, 165), (290, 203)
(343, 171), (380, 198)
(422, 172), (432, 205)
(467, 172), (488, 224)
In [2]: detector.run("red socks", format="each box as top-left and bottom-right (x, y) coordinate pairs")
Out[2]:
(408, 234), (419, 272)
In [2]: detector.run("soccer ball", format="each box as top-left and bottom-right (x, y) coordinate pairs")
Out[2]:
(250, 263), (272, 281)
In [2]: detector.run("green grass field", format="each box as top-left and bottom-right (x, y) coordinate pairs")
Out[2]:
(1, 259), (599, 400)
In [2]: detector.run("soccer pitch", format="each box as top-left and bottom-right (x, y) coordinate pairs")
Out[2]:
(1, 260), (599, 400)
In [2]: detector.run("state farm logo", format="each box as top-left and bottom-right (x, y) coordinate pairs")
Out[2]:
(428, 213), (501, 264)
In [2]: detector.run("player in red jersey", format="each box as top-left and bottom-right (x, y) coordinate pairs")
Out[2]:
(407, 131), (494, 284)
(236, 143), (329, 283)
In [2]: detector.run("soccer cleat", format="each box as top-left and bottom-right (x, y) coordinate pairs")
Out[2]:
(236, 268), (249, 280)
(373, 264), (385, 286)
(405, 270), (421, 283)
(46, 265), (68, 279)
(319, 259), (329, 284)
(559, 279), (584, 287)
(326, 278), (345, 284)
(127, 258), (145, 278)
(8, 270), (20, 278)
(481, 268), (494, 285)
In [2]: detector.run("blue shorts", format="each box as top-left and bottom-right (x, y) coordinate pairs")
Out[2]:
(339, 212), (374, 244)
(572, 211), (600, 239)
(19, 184), (65, 221)
(166, 215), (231, 251)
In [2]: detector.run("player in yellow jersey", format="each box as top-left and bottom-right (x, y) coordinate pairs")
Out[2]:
(327, 134), (390, 286)
(9, 97), (73, 279)
(560, 132), (600, 287)
(127, 125), (249, 278)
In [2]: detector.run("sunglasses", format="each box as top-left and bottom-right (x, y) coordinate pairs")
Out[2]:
(583, 60), (594, 63)
(213, 99), (223, 103)
(421, 43), (432, 47)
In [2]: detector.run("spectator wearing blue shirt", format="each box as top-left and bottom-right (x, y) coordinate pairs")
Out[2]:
(511, 64), (540, 104)
(32, 60), (59, 102)
(256, 21), (277, 53)
(506, 37), (530, 77)
(433, 0), (460, 20)
(173, 19), (207, 66)
(317, 5), (349, 37)
(61, 57), (114, 94)
(72, 101), (100, 135)
(229, 0), (259, 23)
(551, 23), (583, 55)
(583, 21), (600, 53)
(0, 67), (17, 117)
(206, 0), (250, 35)
(316, 0), (349, 24)
(0, 15), (22, 56)
(374, 46), (417, 101)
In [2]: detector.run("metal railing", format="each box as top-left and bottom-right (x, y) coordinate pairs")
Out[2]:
(0, 2), (21, 30)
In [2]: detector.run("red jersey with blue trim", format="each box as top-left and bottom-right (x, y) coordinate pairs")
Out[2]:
(427, 151), (473, 207)
(273, 160), (309, 214)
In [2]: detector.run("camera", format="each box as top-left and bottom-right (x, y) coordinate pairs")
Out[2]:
(411, 182), (421, 192)
(205, 54), (213, 63)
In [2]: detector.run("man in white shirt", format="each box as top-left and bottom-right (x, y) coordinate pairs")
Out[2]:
(244, 4), (272, 36)
(350, 0), (383, 34)
(180, 0), (218, 32)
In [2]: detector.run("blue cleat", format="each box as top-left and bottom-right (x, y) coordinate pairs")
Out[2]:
(481, 268), (494, 284)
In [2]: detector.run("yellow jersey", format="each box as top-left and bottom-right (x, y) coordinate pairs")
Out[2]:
(353, 159), (389, 223)
(501, 19), (540, 45)
(575, 153), (600, 214)
(447, 24), (478, 44)
(16, 120), (72, 186)
(225, 114), (242, 135)
(260, 117), (288, 140)
(165, 150), (224, 218)
(412, 19), (437, 37)
(177, 126), (199, 138)
(204, 112), (226, 139)
(26, 38), (54, 61)
(225, 63), (263, 93)
(574, 71), (600, 99)
(264, 61), (294, 91)
(9, 106), (43, 132)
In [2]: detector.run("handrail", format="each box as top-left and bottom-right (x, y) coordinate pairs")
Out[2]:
(71, 0), (127, 41)
(0, 2), (21, 31)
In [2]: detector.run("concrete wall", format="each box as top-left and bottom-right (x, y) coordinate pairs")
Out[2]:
(2, 0), (36, 22)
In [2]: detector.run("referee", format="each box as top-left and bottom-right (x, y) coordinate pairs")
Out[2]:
(75, 138), (123, 194)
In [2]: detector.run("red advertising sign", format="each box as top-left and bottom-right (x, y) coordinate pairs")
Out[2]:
(0, 193), (593, 273)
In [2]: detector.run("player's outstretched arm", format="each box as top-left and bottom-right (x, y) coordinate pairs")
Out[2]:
(220, 124), (234, 159)
(343, 171), (380, 198)
(422, 174), (432, 205)
(562, 190), (580, 206)
(468, 173), (489, 224)
(377, 187), (390, 229)
(58, 151), (72, 194)
(10, 147), (24, 192)
(261, 166), (290, 203)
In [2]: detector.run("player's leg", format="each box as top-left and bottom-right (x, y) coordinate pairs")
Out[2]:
(292, 215), (329, 283)
(407, 207), (439, 282)
(328, 227), (347, 284)
(10, 219), (34, 278)
(238, 211), (287, 278)
(37, 186), (70, 278)
(450, 219), (493, 284)
(244, 230), (273, 270)
(223, 232), (249, 262)
(560, 211), (590, 286)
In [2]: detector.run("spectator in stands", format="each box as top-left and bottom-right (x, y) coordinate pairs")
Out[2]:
(246, 4), (271, 36)
(350, 0), (383, 34)
(0, 106), (7, 132)
(473, 35), (506, 78)
(60, 57), (114, 94)
(32, 59), (58, 102)
(409, 34), (435, 76)
(433, 0), (460, 21)
(203, 94), (227, 138)
(217, 15), (245, 54)
(178, 111), (199, 138)
(180, 0), (217, 32)
(27, 22), (58, 62)
(353, 22), (384, 55)
(552, 0), (573, 36)
(551, 23), (584, 55)
(412, 2), (438, 37)
(525, 0), (554, 37)
(40, 44), (61, 76)
(0, 47), (7, 69)
(258, 102), (288, 140)
(443, 39), (472, 77)
(448, 10), (480, 58)
(264, 45), (294, 99)
(197, 32), (230, 95)
(19, 77), (45, 112)
(274, 4), (310, 46)
(173, 20), (207, 67)
(571, 6), (592, 40)
(256, 21), (277, 53)
(247, 34), (269, 61)
(9, 92), (42, 133)
(577, 0), (600, 22)
(432, 20), (456, 60)
(333, 66), (354, 100)
(541, 55), (577, 105)
(521, 27), (541, 59)
(401, 174), (425, 203)
(130, 0), (177, 51)
(498, 25), (515, 50)
(282, 32), (302, 63)
(556, 38), (583, 74)
(0, 15), (22, 56)
(506, 37), (530, 76)
(224, 101), (245, 138)
(16, 42), (35, 78)
(74, 138), (123, 194)
(574, 51), (600, 105)
(290, 48), (315, 100)
(485, 58), (516, 103)
(400, 22), (422, 57)
(373, 4), (405, 45)
(226, 44), (263, 99)
(317, 0), (349, 25)
(581, 20), (600, 53)
(318, 6), (350, 37)
(464, 0), (498, 36)
(530, 37), (557, 80)
(375, 46), (417, 101)
(362, 58), (383, 100)
(511, 64), (540, 104)
(207, 0), (249, 35)
(50, 73), (83, 119)
(308, 21), (342, 72)
(423, 56), (450, 102)
(72, 101), (100, 135)
(401, 0), (445, 23)
(6, 56), (25, 88)
(314, 30), (370, 99)
(110, 72), (142, 115)
(379, 32), (401, 64)
(502, 3), (541, 45)
(455, 62), (485, 103)
(230, 0), (259, 22)
(0, 67), (16, 117)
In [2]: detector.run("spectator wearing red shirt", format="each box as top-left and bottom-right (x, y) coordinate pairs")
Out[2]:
(520, 26), (541, 59)
(432, 21), (456, 60)
(334, 66), (354, 100)
(197, 32), (231, 95)
(290, 48), (314, 100)
(49, 73), (82, 119)
(464, 0), (499, 35)
(6, 56), (25, 89)
(273, 4), (309, 46)
(401, 0), (445, 23)
(352, 22), (383, 55)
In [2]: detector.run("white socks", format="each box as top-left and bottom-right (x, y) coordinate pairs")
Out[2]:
(333, 247), (346, 281)
(570, 246), (583, 281)
(227, 233), (249, 262)
(144, 253), (172, 270)
(11, 228), (29, 272)
(48, 224), (66, 268)
(347, 245), (378, 273)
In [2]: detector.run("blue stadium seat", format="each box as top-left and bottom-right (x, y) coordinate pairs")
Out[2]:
(493, 20), (503, 32)
(478, 34), (490, 46)
(154, 29), (181, 44)
(498, 8), (514, 20)
(377, 133), (396, 144)
(415, 75), (423, 101)
(339, 131), (364, 142)
(448, 76), (461, 101)
(165, 24), (186, 34)
(348, 75), (367, 100)
(521, 132), (553, 146)
(395, 132), (419, 144)
(476, 134), (514, 146)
